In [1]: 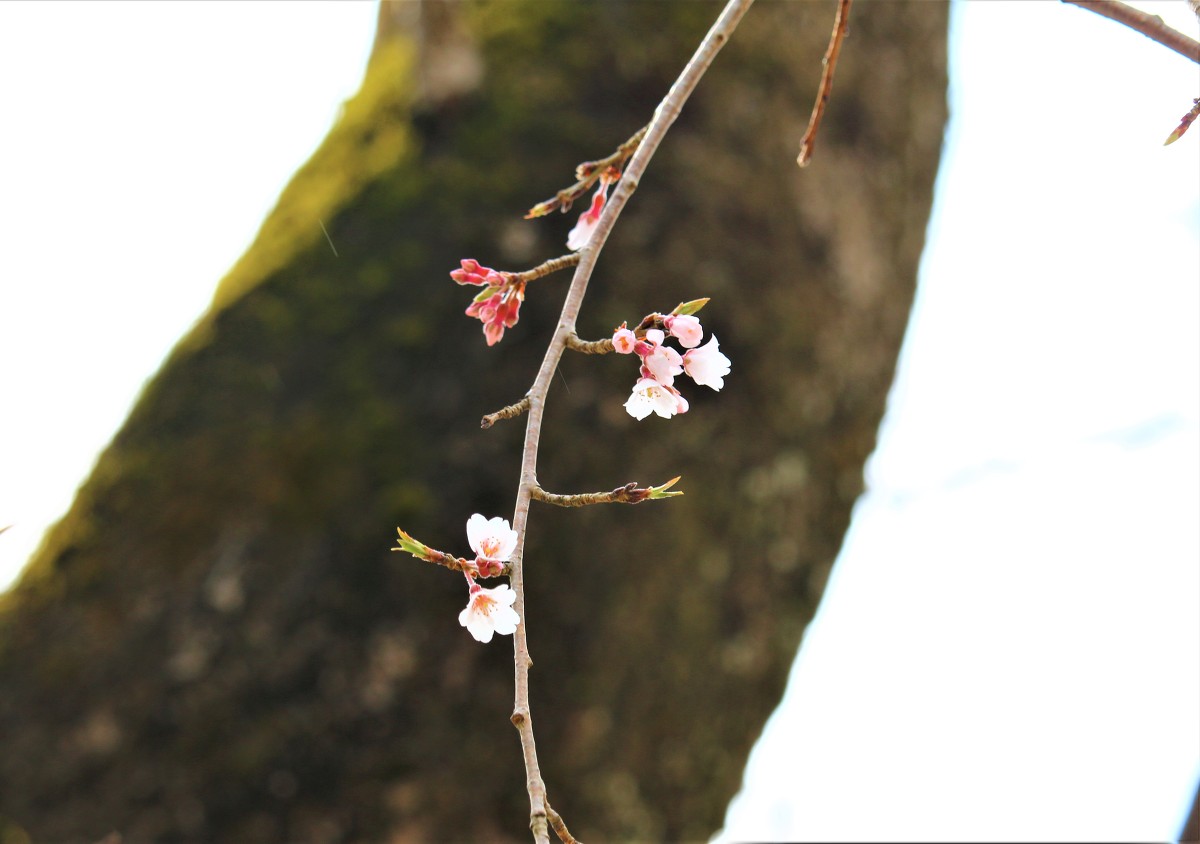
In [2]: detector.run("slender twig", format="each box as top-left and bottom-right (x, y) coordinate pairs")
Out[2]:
(507, 253), (582, 284)
(524, 125), (650, 219)
(1062, 0), (1200, 63)
(546, 804), (579, 844)
(390, 541), (511, 578)
(797, 0), (852, 167)
(1165, 96), (1200, 144)
(505, 2), (755, 840)
(575, 125), (649, 181)
(531, 480), (677, 507)
(564, 333), (615, 355)
(481, 395), (531, 429)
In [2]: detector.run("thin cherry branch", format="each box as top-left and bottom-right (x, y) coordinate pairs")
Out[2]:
(525, 126), (650, 219)
(505, 1), (756, 840)
(1165, 96), (1200, 144)
(481, 395), (531, 429)
(1062, 0), (1200, 63)
(507, 253), (582, 284)
(531, 477), (683, 507)
(797, 0), (853, 167)
(391, 529), (511, 577)
(546, 805), (578, 844)
(564, 333), (615, 355)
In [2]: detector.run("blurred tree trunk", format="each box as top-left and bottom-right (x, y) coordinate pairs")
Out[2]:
(0, 2), (948, 841)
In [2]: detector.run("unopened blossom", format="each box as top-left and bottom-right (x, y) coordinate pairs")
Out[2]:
(450, 258), (504, 287)
(664, 314), (703, 349)
(642, 343), (683, 386)
(465, 282), (525, 346)
(632, 328), (665, 359)
(459, 582), (520, 643)
(612, 325), (637, 354)
(624, 377), (688, 420)
(466, 513), (518, 576)
(683, 335), (731, 390)
(566, 171), (617, 251)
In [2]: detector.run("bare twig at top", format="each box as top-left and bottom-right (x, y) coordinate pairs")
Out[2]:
(797, 0), (853, 168)
(1062, 0), (1200, 63)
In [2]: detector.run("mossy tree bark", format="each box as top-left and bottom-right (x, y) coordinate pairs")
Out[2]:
(0, 2), (948, 841)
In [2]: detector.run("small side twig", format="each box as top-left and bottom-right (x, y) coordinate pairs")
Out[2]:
(525, 125), (649, 219)
(507, 253), (582, 284)
(531, 477), (682, 507)
(797, 0), (852, 167)
(482, 395), (531, 429)
(546, 804), (579, 844)
(1165, 96), (1200, 144)
(1062, 0), (1200, 63)
(391, 532), (512, 577)
(576, 125), (648, 181)
(564, 333), (615, 355)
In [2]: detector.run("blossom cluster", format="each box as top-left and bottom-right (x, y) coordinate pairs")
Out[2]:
(615, 315), (731, 420)
(458, 514), (522, 642)
(451, 259), (526, 347)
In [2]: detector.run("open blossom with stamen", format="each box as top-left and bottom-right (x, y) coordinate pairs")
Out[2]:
(683, 335), (731, 390)
(612, 324), (637, 354)
(664, 314), (703, 349)
(624, 377), (688, 420)
(459, 582), (520, 643)
(466, 513), (518, 576)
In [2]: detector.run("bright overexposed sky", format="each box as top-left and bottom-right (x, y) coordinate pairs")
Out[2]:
(720, 2), (1200, 840)
(1, 1), (1197, 840)
(0, 1), (380, 582)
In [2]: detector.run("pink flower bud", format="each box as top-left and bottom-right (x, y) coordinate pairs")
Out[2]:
(463, 282), (525, 346)
(450, 259), (503, 286)
(665, 314), (703, 348)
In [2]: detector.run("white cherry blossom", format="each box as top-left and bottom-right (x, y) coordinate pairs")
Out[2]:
(683, 335), (731, 390)
(458, 584), (520, 643)
(466, 514), (517, 567)
(624, 377), (687, 420)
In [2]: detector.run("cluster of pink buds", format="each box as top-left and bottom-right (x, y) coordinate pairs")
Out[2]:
(451, 259), (526, 347)
(614, 312), (731, 420)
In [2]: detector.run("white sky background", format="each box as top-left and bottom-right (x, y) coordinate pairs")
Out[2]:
(0, 1), (1197, 841)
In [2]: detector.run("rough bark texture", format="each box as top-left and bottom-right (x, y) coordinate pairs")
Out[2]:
(0, 2), (948, 842)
